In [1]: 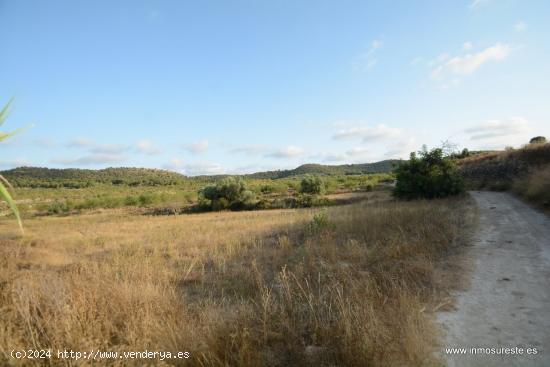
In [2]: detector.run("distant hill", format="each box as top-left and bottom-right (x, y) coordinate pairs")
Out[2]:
(1, 160), (400, 188)
(1, 167), (187, 188)
(244, 160), (402, 179)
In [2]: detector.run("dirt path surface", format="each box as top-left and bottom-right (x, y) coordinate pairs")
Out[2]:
(438, 191), (550, 367)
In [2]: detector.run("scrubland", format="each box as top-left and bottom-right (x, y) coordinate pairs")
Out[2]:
(459, 142), (550, 210)
(0, 190), (473, 366)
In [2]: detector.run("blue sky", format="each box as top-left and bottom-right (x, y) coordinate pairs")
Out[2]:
(1, 0), (549, 175)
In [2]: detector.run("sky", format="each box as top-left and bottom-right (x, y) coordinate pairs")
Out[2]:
(1, 0), (549, 175)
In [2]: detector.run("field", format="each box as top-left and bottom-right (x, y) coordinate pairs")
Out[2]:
(0, 169), (394, 217)
(0, 185), (474, 366)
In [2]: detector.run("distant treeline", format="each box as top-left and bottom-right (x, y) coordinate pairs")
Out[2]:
(1, 160), (400, 188)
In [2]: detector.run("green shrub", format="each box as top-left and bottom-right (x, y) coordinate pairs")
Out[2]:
(299, 175), (325, 195)
(307, 210), (334, 235)
(199, 177), (256, 211)
(138, 193), (154, 206)
(47, 200), (72, 215)
(124, 195), (139, 206)
(394, 148), (464, 199)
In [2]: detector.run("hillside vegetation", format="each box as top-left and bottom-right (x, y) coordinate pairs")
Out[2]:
(0, 164), (395, 218)
(246, 160), (401, 179)
(459, 142), (550, 208)
(1, 160), (399, 188)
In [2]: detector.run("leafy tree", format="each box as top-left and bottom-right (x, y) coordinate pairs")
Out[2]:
(529, 136), (547, 145)
(299, 175), (325, 195)
(199, 177), (256, 210)
(393, 148), (464, 199)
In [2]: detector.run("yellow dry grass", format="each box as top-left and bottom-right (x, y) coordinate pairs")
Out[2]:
(0, 193), (473, 366)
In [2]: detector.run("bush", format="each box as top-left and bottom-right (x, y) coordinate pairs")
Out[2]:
(529, 136), (547, 145)
(199, 177), (256, 211)
(299, 175), (325, 195)
(393, 148), (464, 199)
(307, 210), (334, 235)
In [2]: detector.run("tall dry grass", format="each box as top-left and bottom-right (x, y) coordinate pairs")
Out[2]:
(0, 193), (473, 366)
(513, 164), (550, 209)
(459, 142), (550, 191)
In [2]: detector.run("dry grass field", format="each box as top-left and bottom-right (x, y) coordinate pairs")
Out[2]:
(0, 191), (474, 366)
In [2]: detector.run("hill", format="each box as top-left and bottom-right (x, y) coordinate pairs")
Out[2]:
(458, 142), (550, 208)
(244, 160), (401, 179)
(1, 160), (400, 188)
(0, 167), (187, 188)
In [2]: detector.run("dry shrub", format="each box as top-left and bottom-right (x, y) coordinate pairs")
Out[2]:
(513, 164), (550, 208)
(459, 143), (550, 190)
(0, 196), (473, 366)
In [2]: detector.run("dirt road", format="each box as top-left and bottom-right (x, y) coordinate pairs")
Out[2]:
(438, 191), (550, 367)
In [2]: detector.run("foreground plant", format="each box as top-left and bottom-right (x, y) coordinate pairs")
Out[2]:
(0, 99), (27, 232)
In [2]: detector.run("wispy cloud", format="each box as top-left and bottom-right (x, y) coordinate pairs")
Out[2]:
(462, 41), (473, 51)
(90, 144), (128, 155)
(163, 158), (225, 176)
(163, 158), (185, 170)
(67, 138), (93, 148)
(469, 0), (491, 10)
(135, 140), (162, 155)
(0, 158), (32, 168)
(354, 40), (382, 72)
(514, 21), (527, 32)
(345, 147), (370, 157)
(431, 43), (511, 83)
(229, 144), (269, 156)
(265, 145), (305, 159)
(333, 124), (402, 142)
(34, 138), (57, 149)
(464, 117), (529, 141)
(184, 139), (209, 154)
(184, 162), (225, 176)
(51, 153), (126, 166)
(384, 137), (418, 159)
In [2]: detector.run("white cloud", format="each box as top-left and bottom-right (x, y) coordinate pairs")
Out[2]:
(135, 140), (162, 155)
(333, 124), (402, 142)
(384, 137), (418, 159)
(184, 139), (209, 154)
(163, 158), (185, 170)
(514, 21), (527, 32)
(266, 145), (305, 158)
(90, 144), (128, 155)
(346, 147), (370, 157)
(51, 153), (126, 166)
(462, 42), (473, 50)
(67, 138), (93, 148)
(67, 138), (129, 155)
(163, 158), (226, 176)
(321, 154), (348, 163)
(354, 40), (382, 72)
(464, 117), (529, 141)
(183, 162), (226, 176)
(431, 43), (511, 80)
(229, 144), (269, 156)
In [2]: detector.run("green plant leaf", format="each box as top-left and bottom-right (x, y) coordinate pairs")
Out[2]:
(0, 180), (23, 233)
(0, 97), (14, 126)
(0, 126), (28, 142)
